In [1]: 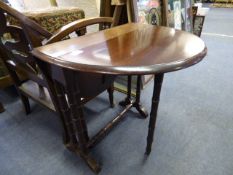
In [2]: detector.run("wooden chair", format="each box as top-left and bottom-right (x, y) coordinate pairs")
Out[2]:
(0, 0), (85, 92)
(0, 1), (115, 145)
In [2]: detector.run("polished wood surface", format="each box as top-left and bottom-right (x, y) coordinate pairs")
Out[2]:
(32, 23), (207, 75)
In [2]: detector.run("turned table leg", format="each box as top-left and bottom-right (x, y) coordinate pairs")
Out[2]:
(146, 73), (164, 155)
(119, 75), (132, 106)
(133, 75), (148, 118)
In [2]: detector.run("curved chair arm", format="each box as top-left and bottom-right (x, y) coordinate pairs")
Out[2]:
(46, 17), (113, 44)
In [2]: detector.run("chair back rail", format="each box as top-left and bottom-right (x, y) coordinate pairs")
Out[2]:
(0, 10), (46, 87)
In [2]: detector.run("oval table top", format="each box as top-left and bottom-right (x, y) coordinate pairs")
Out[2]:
(32, 23), (207, 75)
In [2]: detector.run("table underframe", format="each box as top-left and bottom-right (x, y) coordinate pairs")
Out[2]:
(57, 73), (164, 173)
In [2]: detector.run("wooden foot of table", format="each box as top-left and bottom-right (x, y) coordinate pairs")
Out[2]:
(66, 144), (101, 174)
(146, 73), (164, 155)
(133, 103), (148, 118)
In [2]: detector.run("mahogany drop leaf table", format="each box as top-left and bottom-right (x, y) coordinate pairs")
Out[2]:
(32, 23), (207, 173)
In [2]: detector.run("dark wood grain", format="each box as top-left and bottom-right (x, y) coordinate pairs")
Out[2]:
(32, 23), (207, 75)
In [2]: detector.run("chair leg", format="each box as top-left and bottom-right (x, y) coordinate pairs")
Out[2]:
(20, 94), (31, 115)
(107, 85), (114, 108)
(0, 102), (5, 113)
(38, 85), (46, 99)
(75, 28), (87, 36)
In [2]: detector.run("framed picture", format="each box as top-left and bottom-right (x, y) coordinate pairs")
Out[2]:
(193, 15), (205, 37)
(173, 0), (182, 29)
(168, 0), (192, 31)
(137, 0), (162, 25)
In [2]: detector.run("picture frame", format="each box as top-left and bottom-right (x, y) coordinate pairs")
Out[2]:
(193, 15), (205, 37)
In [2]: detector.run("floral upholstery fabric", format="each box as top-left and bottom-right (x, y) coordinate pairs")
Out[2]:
(24, 8), (85, 33)
(8, 7), (85, 33)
